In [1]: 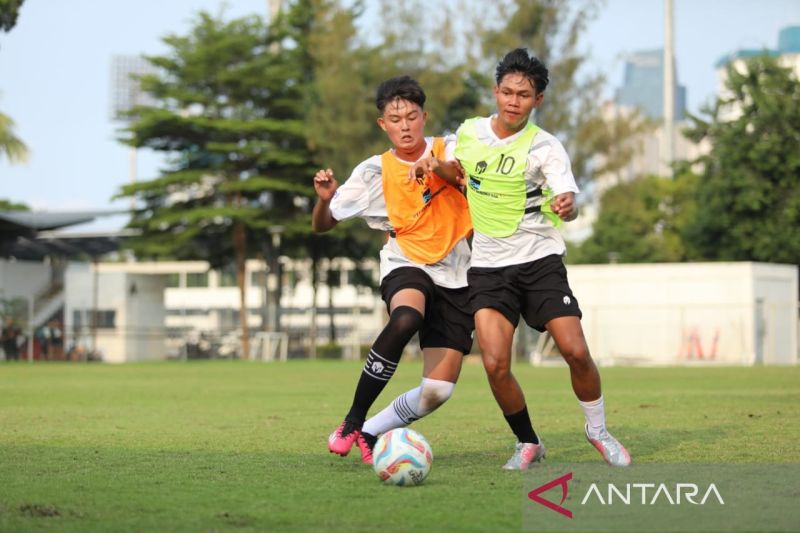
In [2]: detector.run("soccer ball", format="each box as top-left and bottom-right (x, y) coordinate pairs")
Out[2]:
(372, 428), (433, 486)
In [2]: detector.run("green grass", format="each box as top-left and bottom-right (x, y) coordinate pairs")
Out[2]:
(1, 360), (799, 532)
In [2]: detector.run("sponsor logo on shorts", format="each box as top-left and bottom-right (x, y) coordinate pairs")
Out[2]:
(563, 296), (571, 305)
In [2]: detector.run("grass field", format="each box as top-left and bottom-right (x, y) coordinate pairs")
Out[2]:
(1, 359), (799, 532)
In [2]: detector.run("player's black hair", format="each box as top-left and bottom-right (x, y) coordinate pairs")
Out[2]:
(495, 48), (550, 93)
(375, 75), (427, 114)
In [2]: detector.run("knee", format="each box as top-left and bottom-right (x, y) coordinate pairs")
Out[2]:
(562, 342), (593, 370)
(388, 306), (424, 336)
(418, 378), (455, 412)
(482, 355), (511, 382)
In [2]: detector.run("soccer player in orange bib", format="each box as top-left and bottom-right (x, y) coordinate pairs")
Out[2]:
(312, 76), (473, 464)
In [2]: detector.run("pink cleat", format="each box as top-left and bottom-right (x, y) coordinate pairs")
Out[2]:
(328, 420), (361, 456)
(585, 424), (631, 467)
(502, 441), (546, 470)
(356, 433), (374, 465)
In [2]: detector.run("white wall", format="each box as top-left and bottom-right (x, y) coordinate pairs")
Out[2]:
(124, 273), (166, 363)
(0, 259), (50, 301)
(65, 263), (166, 363)
(567, 262), (798, 366)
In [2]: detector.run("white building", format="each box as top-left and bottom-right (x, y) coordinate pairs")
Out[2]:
(63, 257), (385, 362)
(560, 262), (798, 366)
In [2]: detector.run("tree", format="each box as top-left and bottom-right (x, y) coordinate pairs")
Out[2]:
(293, 0), (487, 352)
(0, 198), (29, 211)
(0, 110), (27, 164)
(1, 0), (28, 164)
(477, 0), (651, 185)
(117, 10), (315, 358)
(0, 0), (24, 33)
(572, 172), (698, 264)
(684, 55), (800, 264)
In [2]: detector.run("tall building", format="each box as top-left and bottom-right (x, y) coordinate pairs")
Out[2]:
(614, 49), (687, 120)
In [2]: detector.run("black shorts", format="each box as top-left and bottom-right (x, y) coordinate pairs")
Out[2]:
(380, 267), (474, 354)
(467, 254), (582, 332)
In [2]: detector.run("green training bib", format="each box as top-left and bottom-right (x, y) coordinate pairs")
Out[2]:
(456, 118), (546, 237)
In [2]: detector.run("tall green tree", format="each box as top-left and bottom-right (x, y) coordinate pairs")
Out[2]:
(295, 0), (488, 350)
(117, 10), (315, 358)
(573, 172), (698, 264)
(683, 55), (800, 264)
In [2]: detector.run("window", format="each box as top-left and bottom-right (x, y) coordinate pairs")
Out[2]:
(217, 266), (237, 287)
(166, 273), (181, 287)
(327, 269), (341, 287)
(73, 309), (116, 329)
(250, 270), (267, 287)
(186, 272), (209, 288)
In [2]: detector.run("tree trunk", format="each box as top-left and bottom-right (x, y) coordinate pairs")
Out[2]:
(327, 261), (336, 344)
(308, 237), (320, 359)
(233, 221), (250, 359)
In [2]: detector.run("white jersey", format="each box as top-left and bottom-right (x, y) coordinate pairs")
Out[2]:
(446, 116), (579, 268)
(329, 137), (470, 288)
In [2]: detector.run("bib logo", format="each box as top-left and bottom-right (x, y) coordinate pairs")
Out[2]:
(422, 187), (431, 204)
(475, 161), (488, 174)
(469, 175), (481, 191)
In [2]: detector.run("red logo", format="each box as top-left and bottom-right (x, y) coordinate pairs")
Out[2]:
(528, 472), (573, 519)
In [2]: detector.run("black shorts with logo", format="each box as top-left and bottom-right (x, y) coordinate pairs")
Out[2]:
(467, 254), (582, 332)
(380, 267), (474, 354)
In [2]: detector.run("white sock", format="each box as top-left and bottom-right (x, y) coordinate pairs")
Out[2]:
(578, 395), (606, 439)
(362, 378), (454, 436)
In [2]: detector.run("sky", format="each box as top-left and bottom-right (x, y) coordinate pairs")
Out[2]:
(0, 0), (797, 230)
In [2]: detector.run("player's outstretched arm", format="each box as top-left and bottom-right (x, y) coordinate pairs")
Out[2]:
(408, 156), (465, 189)
(312, 168), (339, 233)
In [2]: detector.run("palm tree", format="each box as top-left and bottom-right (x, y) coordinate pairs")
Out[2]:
(0, 110), (28, 164)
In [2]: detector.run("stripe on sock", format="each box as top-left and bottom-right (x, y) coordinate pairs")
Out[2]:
(363, 350), (398, 381)
(392, 392), (420, 424)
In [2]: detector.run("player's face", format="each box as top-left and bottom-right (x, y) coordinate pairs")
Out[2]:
(493, 72), (544, 134)
(377, 98), (428, 158)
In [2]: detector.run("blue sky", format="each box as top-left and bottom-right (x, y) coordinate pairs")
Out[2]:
(0, 0), (797, 226)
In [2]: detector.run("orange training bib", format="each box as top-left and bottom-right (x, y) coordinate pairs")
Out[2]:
(381, 137), (472, 264)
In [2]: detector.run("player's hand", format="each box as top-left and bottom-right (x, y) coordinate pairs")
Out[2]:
(552, 192), (577, 221)
(313, 169), (338, 201)
(453, 160), (467, 189)
(408, 155), (438, 184)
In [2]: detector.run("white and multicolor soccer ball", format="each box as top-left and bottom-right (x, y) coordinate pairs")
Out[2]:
(372, 428), (433, 486)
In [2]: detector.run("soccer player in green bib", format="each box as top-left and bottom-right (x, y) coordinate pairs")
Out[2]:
(411, 48), (630, 469)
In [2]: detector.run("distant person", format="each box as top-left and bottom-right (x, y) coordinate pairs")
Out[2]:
(411, 48), (630, 468)
(50, 320), (64, 360)
(2, 318), (21, 361)
(312, 75), (473, 463)
(36, 323), (51, 360)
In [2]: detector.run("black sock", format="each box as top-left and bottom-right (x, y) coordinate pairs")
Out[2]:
(504, 406), (540, 444)
(345, 306), (424, 424)
(361, 432), (378, 451)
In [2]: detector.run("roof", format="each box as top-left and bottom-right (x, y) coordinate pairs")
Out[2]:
(0, 210), (125, 232)
(0, 209), (132, 259)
